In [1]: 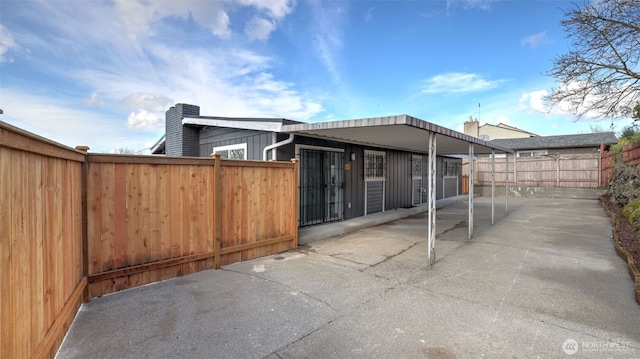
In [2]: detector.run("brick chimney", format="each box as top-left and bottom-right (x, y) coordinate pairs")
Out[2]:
(165, 103), (200, 157)
(464, 116), (479, 137)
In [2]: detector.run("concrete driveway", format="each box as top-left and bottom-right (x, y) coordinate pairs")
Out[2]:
(57, 197), (640, 358)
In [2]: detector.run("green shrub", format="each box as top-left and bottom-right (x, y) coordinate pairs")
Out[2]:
(623, 198), (640, 231)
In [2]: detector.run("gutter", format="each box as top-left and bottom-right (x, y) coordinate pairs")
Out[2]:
(263, 134), (295, 161)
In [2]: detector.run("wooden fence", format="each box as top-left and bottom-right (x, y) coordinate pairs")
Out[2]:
(1, 121), (299, 358)
(1, 123), (86, 359)
(476, 153), (600, 188)
(601, 143), (640, 187)
(86, 154), (298, 298)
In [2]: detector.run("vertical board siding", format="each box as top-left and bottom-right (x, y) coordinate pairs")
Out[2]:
(476, 154), (600, 188)
(1, 123), (85, 359)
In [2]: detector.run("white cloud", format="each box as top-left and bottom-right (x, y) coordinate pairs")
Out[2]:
(422, 72), (504, 93)
(84, 92), (105, 108)
(113, 0), (232, 40)
(310, 0), (346, 87)
(2, 0), (321, 153)
(521, 31), (548, 49)
(126, 110), (162, 131)
(113, 0), (295, 41)
(120, 93), (173, 113)
(245, 16), (276, 41)
(1, 88), (154, 152)
(518, 89), (549, 113)
(446, 0), (495, 11)
(0, 25), (16, 62)
(238, 0), (296, 19)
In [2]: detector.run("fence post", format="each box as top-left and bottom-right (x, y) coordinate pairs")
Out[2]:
(291, 158), (299, 248)
(75, 145), (90, 301)
(556, 155), (560, 187)
(513, 155), (518, 186)
(212, 153), (222, 269)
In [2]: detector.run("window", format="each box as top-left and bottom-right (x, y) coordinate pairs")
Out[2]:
(213, 143), (247, 160)
(443, 161), (459, 176)
(411, 155), (423, 177)
(517, 150), (548, 158)
(364, 150), (386, 180)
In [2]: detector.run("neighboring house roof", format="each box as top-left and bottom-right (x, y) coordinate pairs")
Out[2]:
(479, 122), (538, 137)
(490, 132), (618, 150)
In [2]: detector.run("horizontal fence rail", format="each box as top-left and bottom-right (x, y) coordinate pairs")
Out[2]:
(476, 154), (601, 188)
(1, 121), (299, 358)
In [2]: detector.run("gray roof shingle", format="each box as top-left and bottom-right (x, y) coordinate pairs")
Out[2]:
(490, 132), (617, 150)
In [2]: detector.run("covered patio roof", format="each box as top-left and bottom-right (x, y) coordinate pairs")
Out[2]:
(283, 114), (514, 267)
(282, 114), (513, 156)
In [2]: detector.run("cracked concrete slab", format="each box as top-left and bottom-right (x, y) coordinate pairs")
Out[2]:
(57, 197), (640, 358)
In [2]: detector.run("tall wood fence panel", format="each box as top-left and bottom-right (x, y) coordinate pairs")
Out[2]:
(476, 154), (600, 188)
(85, 155), (299, 298)
(1, 122), (86, 359)
(219, 160), (298, 266)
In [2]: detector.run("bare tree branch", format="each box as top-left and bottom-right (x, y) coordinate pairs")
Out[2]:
(545, 0), (640, 120)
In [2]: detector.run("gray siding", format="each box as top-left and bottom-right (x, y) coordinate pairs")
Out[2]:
(196, 131), (462, 224)
(384, 150), (413, 210)
(199, 127), (273, 160)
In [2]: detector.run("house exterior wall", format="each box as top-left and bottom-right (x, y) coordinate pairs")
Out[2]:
(546, 147), (600, 155)
(479, 126), (533, 140)
(199, 127), (273, 159)
(177, 124), (462, 225)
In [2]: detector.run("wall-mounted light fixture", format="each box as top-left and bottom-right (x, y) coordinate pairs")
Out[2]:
(350, 152), (356, 161)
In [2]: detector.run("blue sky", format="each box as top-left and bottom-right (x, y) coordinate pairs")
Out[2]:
(0, 0), (634, 153)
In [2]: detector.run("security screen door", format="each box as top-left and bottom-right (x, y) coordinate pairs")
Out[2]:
(299, 149), (344, 226)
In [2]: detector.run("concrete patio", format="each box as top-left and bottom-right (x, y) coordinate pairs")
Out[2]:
(57, 197), (640, 358)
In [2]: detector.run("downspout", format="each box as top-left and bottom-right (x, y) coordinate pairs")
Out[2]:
(263, 133), (295, 161)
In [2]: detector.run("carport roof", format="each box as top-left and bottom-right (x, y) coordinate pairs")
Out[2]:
(282, 114), (514, 155)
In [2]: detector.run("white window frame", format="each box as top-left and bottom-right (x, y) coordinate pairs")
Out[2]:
(364, 150), (386, 181)
(213, 143), (247, 160)
(517, 149), (548, 158)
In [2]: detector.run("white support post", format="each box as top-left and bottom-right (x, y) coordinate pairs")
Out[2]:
(468, 143), (474, 240)
(491, 149), (495, 225)
(505, 153), (509, 214)
(427, 132), (437, 267)
(513, 154), (517, 187)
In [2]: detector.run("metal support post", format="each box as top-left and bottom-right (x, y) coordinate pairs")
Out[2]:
(427, 132), (437, 267)
(468, 143), (474, 240)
